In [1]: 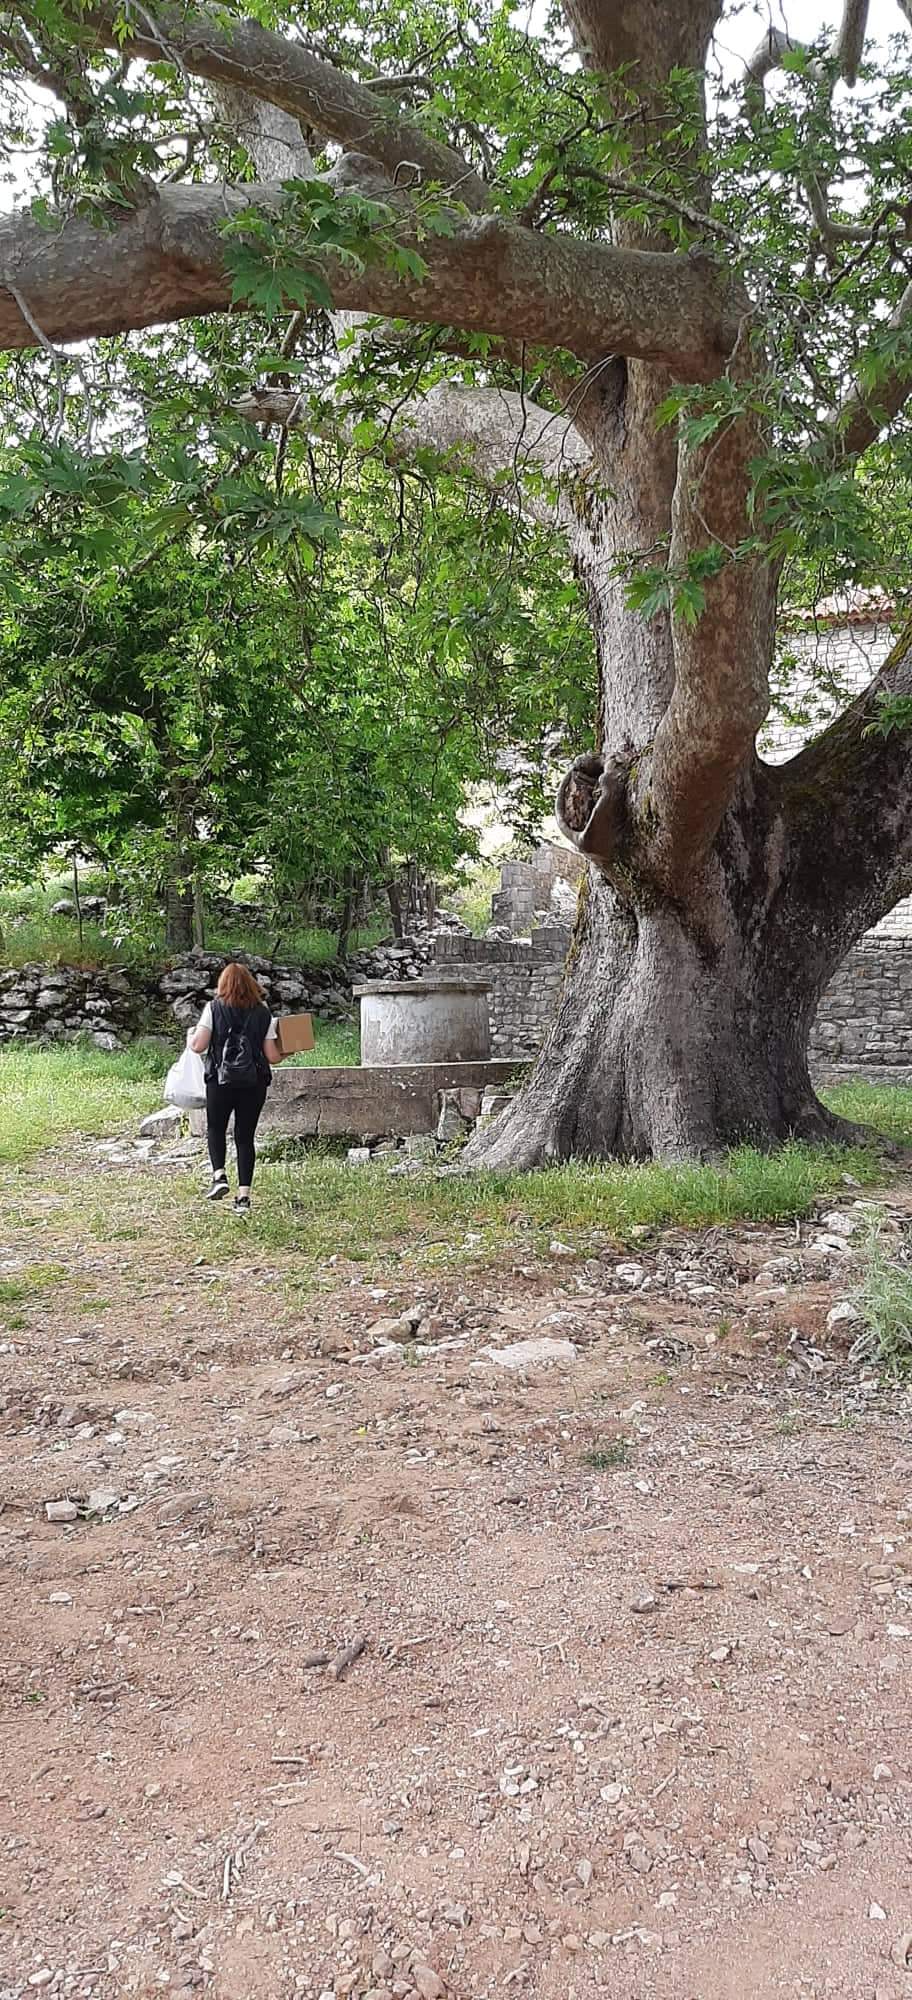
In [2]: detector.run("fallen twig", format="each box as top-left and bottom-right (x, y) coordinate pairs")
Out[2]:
(302, 1636), (368, 1678)
(331, 1635), (367, 1680)
(166, 1873), (206, 1901)
(332, 1632), (366, 1680)
(334, 1848), (371, 1877)
(221, 1854), (232, 1902)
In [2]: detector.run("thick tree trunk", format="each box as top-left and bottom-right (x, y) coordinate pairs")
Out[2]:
(466, 760), (860, 1168)
(467, 868), (849, 1167)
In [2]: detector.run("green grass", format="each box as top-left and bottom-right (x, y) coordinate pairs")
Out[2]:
(4, 1040), (912, 1285)
(284, 1019), (360, 1067)
(204, 913), (388, 967)
(0, 1018), (358, 1163)
(189, 1129), (900, 1268)
(447, 858), (503, 936)
(0, 877), (122, 970)
(0, 876), (390, 974)
(825, 1080), (912, 1146)
(583, 1440), (631, 1471)
(0, 1263), (66, 1305)
(0, 1040), (165, 1163)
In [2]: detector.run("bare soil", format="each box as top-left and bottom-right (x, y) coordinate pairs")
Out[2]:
(2, 1142), (912, 2000)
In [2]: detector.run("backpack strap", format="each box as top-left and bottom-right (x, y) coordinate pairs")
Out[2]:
(206, 996), (228, 1078)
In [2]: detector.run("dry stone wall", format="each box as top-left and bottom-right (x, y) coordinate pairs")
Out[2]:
(0, 964), (135, 1048)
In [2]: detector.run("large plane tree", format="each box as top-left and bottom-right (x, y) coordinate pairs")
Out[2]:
(2, 0), (912, 1162)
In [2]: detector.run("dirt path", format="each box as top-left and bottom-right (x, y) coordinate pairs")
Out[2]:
(2, 1140), (912, 2000)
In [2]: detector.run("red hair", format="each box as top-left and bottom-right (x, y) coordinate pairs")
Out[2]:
(216, 961), (264, 1009)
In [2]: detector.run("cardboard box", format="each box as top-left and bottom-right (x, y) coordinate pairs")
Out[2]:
(276, 1012), (315, 1055)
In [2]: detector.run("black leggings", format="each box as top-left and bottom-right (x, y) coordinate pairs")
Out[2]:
(205, 1077), (269, 1186)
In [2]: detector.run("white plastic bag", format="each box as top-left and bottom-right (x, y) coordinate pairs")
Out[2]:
(164, 1044), (206, 1110)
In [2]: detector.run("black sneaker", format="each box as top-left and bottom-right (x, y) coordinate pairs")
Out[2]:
(206, 1173), (229, 1201)
(233, 1195), (251, 1217)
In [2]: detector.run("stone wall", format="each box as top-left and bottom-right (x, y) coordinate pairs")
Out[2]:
(490, 843), (583, 936)
(157, 923), (468, 1028)
(157, 951), (352, 1030)
(433, 930), (569, 1056)
(0, 964), (136, 1048)
(809, 937), (912, 1067)
(0, 922), (469, 1048)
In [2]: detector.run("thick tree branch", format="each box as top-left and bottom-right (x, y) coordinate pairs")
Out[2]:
(779, 616), (912, 944)
(235, 380), (591, 525)
(647, 374), (775, 887)
(833, 0), (871, 87)
(0, 178), (744, 370)
(829, 280), (912, 459)
(237, 380), (589, 478)
(745, 25), (807, 94)
(81, 2), (490, 212)
(745, 0), (871, 97)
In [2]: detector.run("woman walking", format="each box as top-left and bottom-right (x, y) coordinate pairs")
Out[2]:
(188, 962), (284, 1214)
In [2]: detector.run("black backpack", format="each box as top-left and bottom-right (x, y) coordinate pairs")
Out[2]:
(210, 999), (269, 1089)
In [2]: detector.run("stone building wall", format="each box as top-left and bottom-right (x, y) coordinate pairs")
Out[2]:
(809, 937), (912, 1067)
(490, 844), (584, 935)
(434, 931), (569, 1056)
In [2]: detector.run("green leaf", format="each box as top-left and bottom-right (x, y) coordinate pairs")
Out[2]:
(0, 476), (42, 516)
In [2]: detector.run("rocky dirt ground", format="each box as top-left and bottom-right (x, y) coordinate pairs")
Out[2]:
(2, 1136), (912, 2000)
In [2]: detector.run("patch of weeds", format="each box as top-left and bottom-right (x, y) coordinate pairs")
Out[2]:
(24, 1688), (46, 1705)
(716, 1314), (733, 1340)
(78, 1296), (112, 1313)
(583, 1439), (631, 1471)
(401, 1342), (422, 1367)
(0, 1263), (66, 1306)
(259, 1133), (350, 1164)
(650, 1369), (672, 1388)
(849, 1226), (912, 1379)
(776, 1412), (804, 1436)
